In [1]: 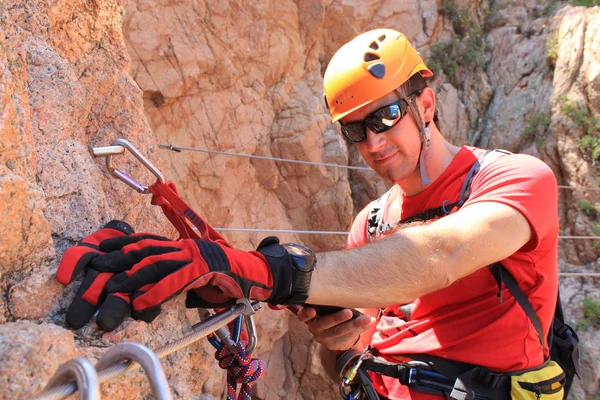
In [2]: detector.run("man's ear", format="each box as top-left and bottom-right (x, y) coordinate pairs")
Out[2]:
(419, 87), (436, 124)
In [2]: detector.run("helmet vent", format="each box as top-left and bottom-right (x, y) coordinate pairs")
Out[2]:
(369, 41), (379, 50)
(378, 34), (386, 42)
(367, 62), (386, 79)
(364, 53), (380, 62)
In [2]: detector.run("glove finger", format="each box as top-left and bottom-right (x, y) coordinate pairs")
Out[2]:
(106, 259), (189, 293)
(91, 241), (182, 273)
(128, 262), (212, 312)
(57, 220), (133, 285)
(96, 292), (131, 332)
(80, 220), (134, 247)
(131, 284), (162, 323)
(57, 247), (101, 284)
(98, 233), (172, 252)
(66, 270), (113, 329)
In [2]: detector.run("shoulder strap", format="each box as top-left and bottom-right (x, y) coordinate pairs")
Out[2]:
(488, 262), (545, 348)
(459, 149), (512, 205)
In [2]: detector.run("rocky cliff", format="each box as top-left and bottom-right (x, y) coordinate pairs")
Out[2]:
(0, 0), (598, 399)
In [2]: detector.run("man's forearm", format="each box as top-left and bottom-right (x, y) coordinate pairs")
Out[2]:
(306, 224), (458, 308)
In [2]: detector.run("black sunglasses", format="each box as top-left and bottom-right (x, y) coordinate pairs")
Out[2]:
(339, 98), (412, 143)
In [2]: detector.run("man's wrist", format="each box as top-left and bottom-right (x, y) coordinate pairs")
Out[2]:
(281, 243), (316, 305)
(255, 238), (316, 305)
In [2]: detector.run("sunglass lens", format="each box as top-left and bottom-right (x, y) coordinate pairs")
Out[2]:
(341, 122), (366, 142)
(367, 104), (402, 133)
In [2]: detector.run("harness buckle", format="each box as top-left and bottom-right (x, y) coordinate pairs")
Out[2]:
(89, 138), (165, 193)
(408, 367), (419, 384)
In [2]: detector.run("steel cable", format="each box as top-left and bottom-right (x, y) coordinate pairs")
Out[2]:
(159, 144), (600, 192)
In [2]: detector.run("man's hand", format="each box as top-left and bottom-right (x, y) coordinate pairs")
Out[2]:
(89, 236), (300, 321)
(56, 220), (166, 331)
(297, 307), (375, 351)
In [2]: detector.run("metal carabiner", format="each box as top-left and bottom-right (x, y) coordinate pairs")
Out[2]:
(95, 342), (173, 400)
(42, 358), (100, 400)
(236, 298), (258, 354)
(89, 138), (164, 193)
(196, 299), (259, 355)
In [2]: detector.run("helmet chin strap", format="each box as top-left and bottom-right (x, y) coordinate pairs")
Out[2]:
(395, 89), (431, 185)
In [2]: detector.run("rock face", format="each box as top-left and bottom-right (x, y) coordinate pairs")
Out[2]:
(0, 0), (599, 399)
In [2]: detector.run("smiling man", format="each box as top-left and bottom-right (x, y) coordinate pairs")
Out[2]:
(296, 29), (561, 400)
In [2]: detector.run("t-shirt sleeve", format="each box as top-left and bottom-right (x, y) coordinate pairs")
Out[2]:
(463, 153), (558, 251)
(346, 203), (373, 249)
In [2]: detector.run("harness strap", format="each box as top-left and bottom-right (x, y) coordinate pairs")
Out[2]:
(488, 263), (545, 347)
(359, 357), (511, 400)
(366, 189), (393, 241)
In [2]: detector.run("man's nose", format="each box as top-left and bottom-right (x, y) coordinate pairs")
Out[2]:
(364, 128), (386, 152)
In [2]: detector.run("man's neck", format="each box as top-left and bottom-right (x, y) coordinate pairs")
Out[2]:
(395, 130), (461, 197)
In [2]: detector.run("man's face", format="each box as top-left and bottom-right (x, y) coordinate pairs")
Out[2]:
(341, 91), (422, 184)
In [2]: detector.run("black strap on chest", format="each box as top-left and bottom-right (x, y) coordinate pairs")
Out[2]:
(366, 149), (512, 241)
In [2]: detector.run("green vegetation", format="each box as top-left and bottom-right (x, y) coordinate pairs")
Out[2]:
(438, 0), (470, 36)
(579, 198), (594, 214)
(428, 0), (488, 85)
(546, 33), (559, 69)
(532, 0), (559, 17)
(556, 96), (600, 161)
(578, 297), (600, 329)
(594, 222), (600, 236)
(521, 112), (551, 149)
(543, 0), (559, 16)
(569, 0), (600, 6)
(429, 35), (486, 82)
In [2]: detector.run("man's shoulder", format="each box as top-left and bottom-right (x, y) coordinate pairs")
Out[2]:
(462, 147), (553, 178)
(479, 151), (554, 178)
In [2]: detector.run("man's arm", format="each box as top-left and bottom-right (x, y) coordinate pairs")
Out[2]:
(307, 201), (532, 308)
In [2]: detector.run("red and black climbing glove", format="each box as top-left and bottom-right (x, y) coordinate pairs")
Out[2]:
(90, 236), (305, 317)
(56, 220), (170, 331)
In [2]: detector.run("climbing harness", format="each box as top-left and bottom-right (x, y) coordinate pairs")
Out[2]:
(338, 349), (379, 400)
(353, 150), (580, 400)
(35, 139), (265, 400)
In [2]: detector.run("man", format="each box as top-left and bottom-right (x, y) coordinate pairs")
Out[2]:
(58, 29), (559, 399)
(293, 28), (559, 399)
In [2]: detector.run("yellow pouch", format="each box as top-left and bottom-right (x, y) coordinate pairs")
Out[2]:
(511, 361), (566, 400)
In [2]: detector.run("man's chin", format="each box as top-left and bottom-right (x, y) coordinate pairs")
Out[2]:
(389, 169), (421, 188)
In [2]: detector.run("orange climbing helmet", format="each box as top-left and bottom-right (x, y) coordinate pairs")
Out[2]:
(323, 29), (433, 123)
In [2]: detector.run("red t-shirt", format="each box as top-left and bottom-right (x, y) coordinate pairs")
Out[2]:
(347, 146), (559, 400)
